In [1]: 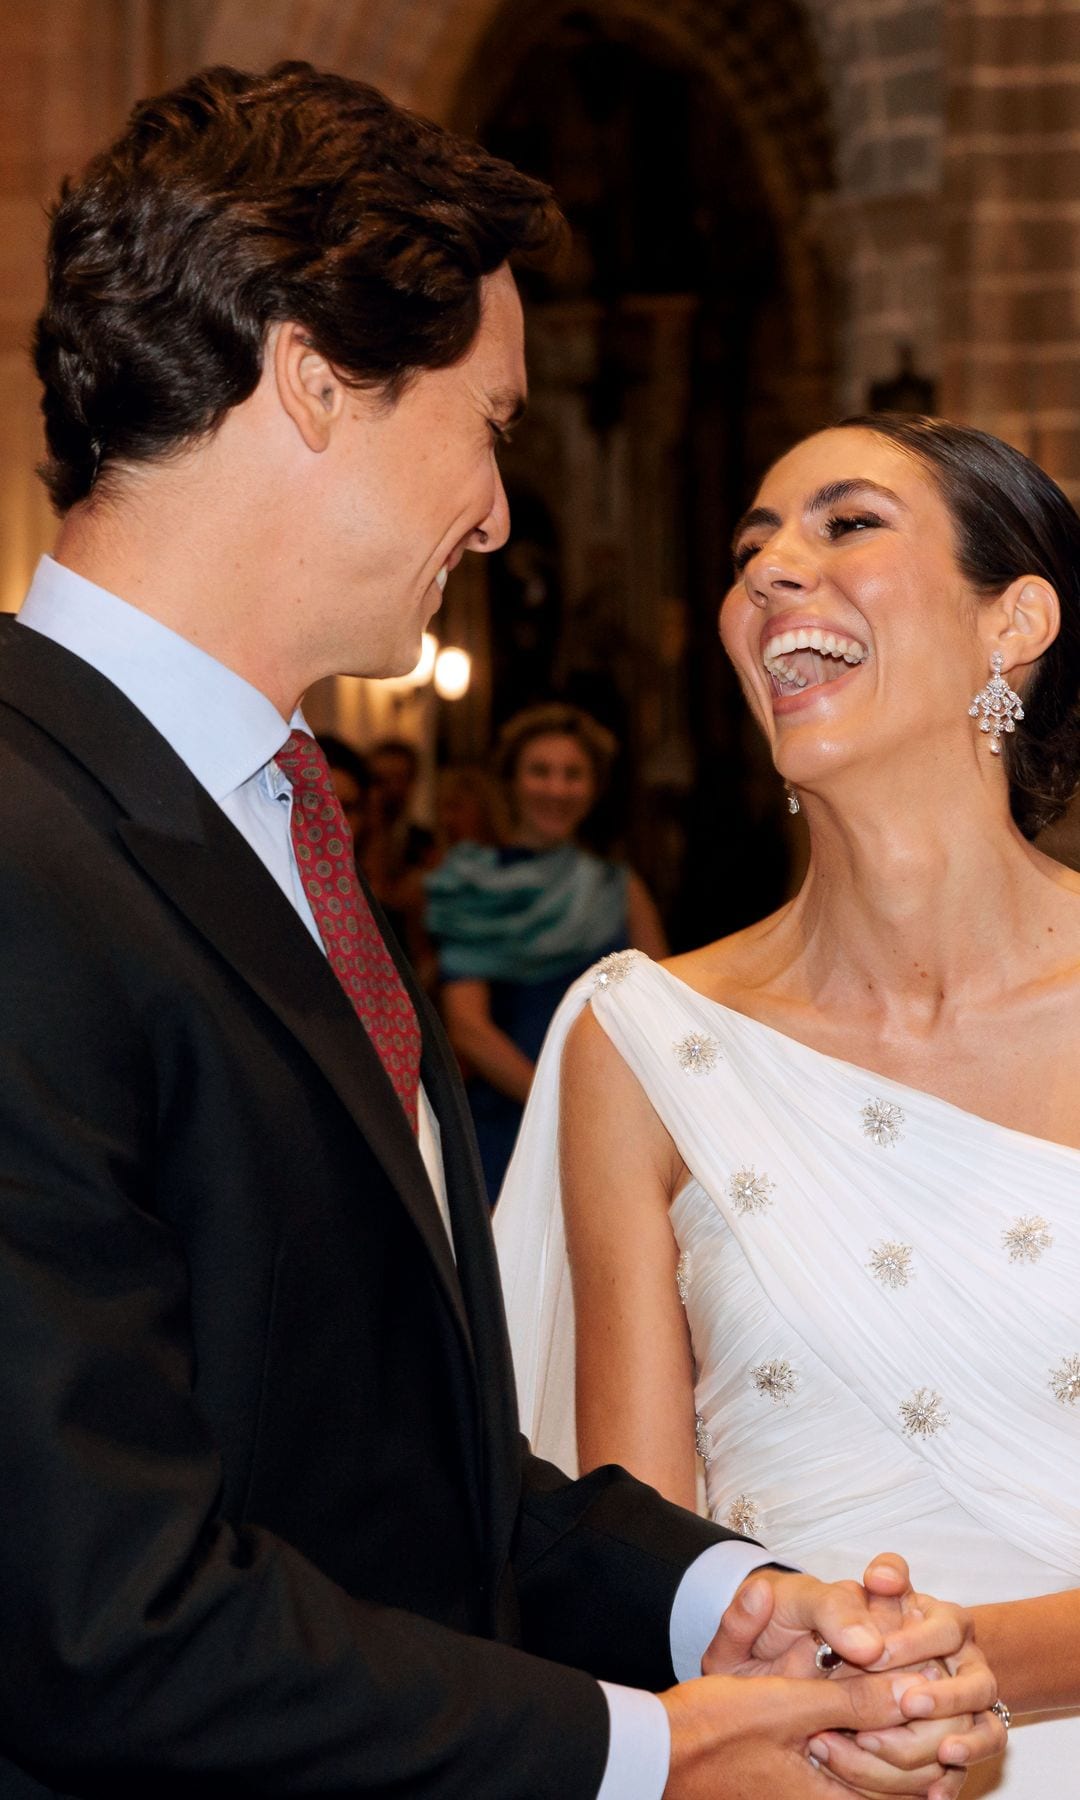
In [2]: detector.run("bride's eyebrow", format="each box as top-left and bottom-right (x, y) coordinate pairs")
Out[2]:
(730, 478), (909, 553)
(807, 478), (908, 513)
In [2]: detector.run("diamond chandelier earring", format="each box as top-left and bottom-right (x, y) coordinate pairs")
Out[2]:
(785, 783), (800, 815)
(968, 652), (1024, 756)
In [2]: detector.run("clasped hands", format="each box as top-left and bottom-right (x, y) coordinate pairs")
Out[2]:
(660, 1555), (1004, 1799)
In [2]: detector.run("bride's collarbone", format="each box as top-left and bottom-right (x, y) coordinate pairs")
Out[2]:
(663, 955), (1080, 1152)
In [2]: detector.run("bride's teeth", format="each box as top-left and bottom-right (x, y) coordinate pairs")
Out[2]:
(762, 626), (868, 675)
(435, 565), (448, 591)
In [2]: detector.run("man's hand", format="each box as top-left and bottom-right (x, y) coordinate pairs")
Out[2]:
(659, 1667), (974, 1800)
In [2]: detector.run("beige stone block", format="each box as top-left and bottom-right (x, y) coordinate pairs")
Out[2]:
(1028, 425), (1080, 483)
(947, 144), (1080, 204)
(872, 6), (940, 64)
(0, 352), (54, 613)
(950, 13), (1080, 68)
(950, 82), (1080, 137)
(949, 213), (1080, 277)
(882, 66), (941, 124)
(0, 199), (48, 328)
(953, 283), (1080, 343)
(1033, 356), (1080, 412)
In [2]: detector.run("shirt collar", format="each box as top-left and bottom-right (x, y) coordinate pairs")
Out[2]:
(17, 556), (306, 801)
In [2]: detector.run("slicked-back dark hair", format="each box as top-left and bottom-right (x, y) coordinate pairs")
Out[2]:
(34, 62), (563, 513)
(840, 412), (1080, 838)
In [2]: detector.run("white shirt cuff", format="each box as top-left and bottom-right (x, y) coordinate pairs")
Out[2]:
(669, 1540), (780, 1682)
(596, 1681), (670, 1800)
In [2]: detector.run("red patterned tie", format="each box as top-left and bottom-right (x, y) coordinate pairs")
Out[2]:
(275, 731), (421, 1132)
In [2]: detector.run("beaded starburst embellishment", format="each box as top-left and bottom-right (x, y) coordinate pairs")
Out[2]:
(861, 1098), (905, 1148)
(1002, 1216), (1053, 1264)
(868, 1241), (914, 1289)
(1050, 1354), (1080, 1406)
(751, 1358), (800, 1404)
(695, 1413), (713, 1464)
(675, 1251), (692, 1305)
(728, 1167), (775, 1216)
(592, 950), (639, 990)
(899, 1387), (949, 1437)
(726, 1494), (760, 1536)
(674, 1031), (720, 1074)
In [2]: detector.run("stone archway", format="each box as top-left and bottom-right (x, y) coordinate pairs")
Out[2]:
(453, 0), (833, 377)
(421, 0), (838, 939)
(173, 0), (835, 428)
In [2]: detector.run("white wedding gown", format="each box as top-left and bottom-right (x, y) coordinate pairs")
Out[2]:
(495, 951), (1080, 1796)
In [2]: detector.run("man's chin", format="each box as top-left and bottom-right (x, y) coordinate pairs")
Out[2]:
(337, 648), (420, 682)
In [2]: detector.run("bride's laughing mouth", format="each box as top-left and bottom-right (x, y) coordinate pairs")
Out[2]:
(761, 620), (868, 709)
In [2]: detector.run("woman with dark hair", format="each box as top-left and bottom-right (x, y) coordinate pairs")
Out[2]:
(497, 417), (1080, 1794)
(426, 702), (667, 1204)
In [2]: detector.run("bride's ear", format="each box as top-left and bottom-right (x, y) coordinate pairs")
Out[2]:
(983, 576), (1060, 679)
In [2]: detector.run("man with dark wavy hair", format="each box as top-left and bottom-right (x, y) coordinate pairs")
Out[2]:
(0, 61), (995, 1800)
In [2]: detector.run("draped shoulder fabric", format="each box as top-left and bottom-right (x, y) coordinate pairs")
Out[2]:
(496, 951), (1080, 1797)
(424, 843), (628, 984)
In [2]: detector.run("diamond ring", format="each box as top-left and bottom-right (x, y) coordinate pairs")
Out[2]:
(990, 1699), (1011, 1732)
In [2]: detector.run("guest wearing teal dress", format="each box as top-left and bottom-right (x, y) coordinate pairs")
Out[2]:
(426, 704), (667, 1204)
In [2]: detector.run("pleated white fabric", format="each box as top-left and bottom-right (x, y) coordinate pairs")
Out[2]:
(495, 951), (1080, 1796)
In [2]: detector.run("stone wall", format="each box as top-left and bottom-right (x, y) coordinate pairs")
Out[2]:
(6, 0), (1080, 589)
(943, 0), (1080, 503)
(0, 0), (164, 607)
(804, 0), (944, 415)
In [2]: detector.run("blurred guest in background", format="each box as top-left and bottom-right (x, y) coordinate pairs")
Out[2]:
(426, 702), (667, 1203)
(322, 733), (375, 862)
(434, 763), (507, 854)
(379, 767), (508, 993)
(364, 736), (436, 949)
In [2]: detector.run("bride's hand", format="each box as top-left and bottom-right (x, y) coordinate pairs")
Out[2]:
(807, 1660), (981, 1797)
(806, 1559), (1006, 1792)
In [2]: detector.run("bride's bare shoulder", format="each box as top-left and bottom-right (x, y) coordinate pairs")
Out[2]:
(661, 905), (793, 1007)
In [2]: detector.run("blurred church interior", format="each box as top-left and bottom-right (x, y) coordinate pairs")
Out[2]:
(4, 0), (1079, 939)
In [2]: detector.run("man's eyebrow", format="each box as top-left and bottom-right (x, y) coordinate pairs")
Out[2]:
(730, 478), (908, 553)
(487, 389), (527, 428)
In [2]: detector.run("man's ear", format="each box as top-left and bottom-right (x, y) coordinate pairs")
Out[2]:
(984, 575), (1060, 679)
(272, 321), (345, 451)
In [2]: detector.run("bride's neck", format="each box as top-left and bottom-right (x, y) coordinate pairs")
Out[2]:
(784, 772), (1065, 1021)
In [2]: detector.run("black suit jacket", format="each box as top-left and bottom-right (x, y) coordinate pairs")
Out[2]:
(0, 618), (735, 1798)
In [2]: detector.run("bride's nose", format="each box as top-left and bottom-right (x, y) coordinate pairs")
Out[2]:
(747, 545), (821, 610)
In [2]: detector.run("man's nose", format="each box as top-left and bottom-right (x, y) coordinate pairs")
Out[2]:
(468, 470), (511, 555)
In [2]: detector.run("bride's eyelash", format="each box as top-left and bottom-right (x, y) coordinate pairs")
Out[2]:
(732, 509), (885, 574)
(824, 510), (884, 539)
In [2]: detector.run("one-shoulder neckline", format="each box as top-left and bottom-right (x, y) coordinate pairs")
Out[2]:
(635, 955), (1080, 1166)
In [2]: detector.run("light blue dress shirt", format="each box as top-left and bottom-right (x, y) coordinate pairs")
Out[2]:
(18, 554), (775, 1798)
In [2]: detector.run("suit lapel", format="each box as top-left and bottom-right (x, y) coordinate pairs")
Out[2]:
(120, 803), (471, 1338)
(0, 622), (472, 1355)
(408, 985), (524, 1571)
